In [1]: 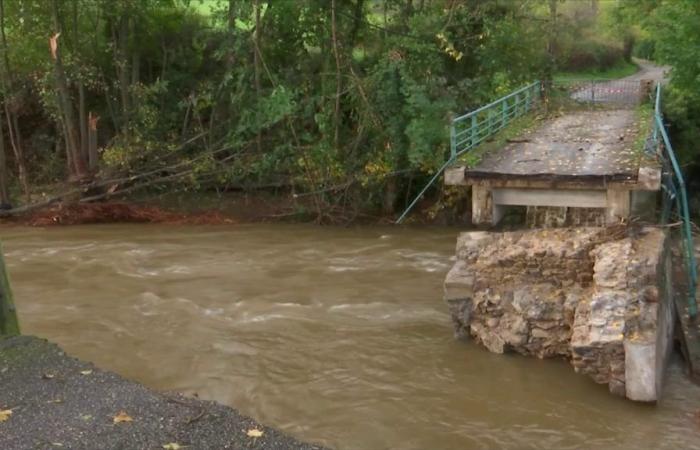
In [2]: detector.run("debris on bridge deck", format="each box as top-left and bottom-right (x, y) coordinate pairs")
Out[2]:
(445, 108), (661, 226)
(465, 109), (643, 182)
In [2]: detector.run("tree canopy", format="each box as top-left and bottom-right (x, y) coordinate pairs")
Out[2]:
(0, 0), (693, 221)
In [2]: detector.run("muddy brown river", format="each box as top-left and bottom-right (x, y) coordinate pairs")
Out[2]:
(3, 224), (700, 449)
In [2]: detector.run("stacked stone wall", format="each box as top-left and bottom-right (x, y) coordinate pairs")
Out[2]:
(444, 226), (667, 399)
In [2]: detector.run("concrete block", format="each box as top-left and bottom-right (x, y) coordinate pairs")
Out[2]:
(444, 261), (475, 301)
(492, 188), (607, 208)
(624, 339), (657, 402)
(606, 189), (630, 223)
(492, 204), (506, 226)
(637, 167), (661, 191)
(444, 166), (467, 185)
(471, 185), (492, 225)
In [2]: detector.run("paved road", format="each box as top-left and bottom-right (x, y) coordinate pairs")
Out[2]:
(623, 58), (669, 82)
(571, 59), (668, 104)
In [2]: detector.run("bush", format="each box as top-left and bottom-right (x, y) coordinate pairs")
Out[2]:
(560, 41), (625, 72)
(633, 39), (655, 60)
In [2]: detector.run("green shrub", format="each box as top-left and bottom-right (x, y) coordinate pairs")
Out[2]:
(560, 41), (625, 72)
(633, 39), (656, 60)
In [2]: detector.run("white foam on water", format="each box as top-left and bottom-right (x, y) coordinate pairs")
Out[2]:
(328, 266), (361, 272)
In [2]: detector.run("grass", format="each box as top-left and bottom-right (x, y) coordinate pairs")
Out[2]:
(455, 112), (542, 168)
(554, 60), (639, 82)
(633, 102), (655, 161)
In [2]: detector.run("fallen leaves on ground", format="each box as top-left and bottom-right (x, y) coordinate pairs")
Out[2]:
(162, 444), (185, 449)
(0, 409), (12, 422)
(246, 428), (263, 438)
(113, 411), (133, 424)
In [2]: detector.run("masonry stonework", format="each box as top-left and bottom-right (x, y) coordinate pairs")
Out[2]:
(444, 226), (669, 401)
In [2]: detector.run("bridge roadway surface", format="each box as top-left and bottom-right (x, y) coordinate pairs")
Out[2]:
(463, 58), (665, 185)
(464, 108), (641, 184)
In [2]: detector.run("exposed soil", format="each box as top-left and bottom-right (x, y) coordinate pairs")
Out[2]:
(4, 202), (237, 227)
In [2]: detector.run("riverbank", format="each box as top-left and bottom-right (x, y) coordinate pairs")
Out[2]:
(0, 190), (446, 227)
(0, 335), (326, 450)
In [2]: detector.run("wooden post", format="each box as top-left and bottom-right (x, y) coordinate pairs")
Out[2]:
(0, 244), (19, 336)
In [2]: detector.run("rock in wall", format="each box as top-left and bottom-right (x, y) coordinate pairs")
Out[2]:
(444, 226), (667, 400)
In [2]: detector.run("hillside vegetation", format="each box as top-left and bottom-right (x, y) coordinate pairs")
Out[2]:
(0, 0), (693, 222)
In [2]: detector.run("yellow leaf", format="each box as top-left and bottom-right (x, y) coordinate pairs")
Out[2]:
(0, 409), (12, 422)
(113, 411), (133, 424)
(80, 370), (93, 375)
(162, 444), (185, 450)
(246, 428), (263, 438)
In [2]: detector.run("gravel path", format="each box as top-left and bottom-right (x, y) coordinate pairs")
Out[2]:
(0, 335), (328, 450)
(623, 58), (669, 82)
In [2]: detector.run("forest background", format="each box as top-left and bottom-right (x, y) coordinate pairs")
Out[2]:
(0, 0), (696, 223)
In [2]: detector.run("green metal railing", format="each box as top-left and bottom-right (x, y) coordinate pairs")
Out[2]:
(652, 84), (698, 317)
(396, 81), (541, 223)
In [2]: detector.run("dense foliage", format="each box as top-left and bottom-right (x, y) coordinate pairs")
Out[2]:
(0, 0), (642, 220)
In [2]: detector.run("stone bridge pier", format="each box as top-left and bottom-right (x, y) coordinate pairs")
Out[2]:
(444, 227), (675, 401)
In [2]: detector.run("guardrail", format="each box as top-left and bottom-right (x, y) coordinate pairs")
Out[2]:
(450, 82), (540, 159)
(396, 81), (541, 223)
(652, 83), (697, 317)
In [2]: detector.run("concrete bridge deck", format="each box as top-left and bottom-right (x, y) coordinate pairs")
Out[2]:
(464, 109), (640, 183)
(445, 108), (660, 225)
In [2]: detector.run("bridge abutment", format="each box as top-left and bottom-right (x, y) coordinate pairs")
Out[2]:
(444, 227), (673, 401)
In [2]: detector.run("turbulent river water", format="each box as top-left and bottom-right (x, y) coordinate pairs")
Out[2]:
(3, 224), (700, 449)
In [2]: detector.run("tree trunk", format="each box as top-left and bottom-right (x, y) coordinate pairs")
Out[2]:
(51, 0), (88, 180)
(543, 0), (559, 105)
(253, 0), (262, 154)
(73, 0), (88, 164)
(79, 82), (88, 162)
(383, 177), (397, 215)
(228, 0), (236, 29)
(349, 0), (365, 48)
(0, 110), (10, 207)
(545, 0), (558, 84)
(0, 0), (29, 200)
(88, 112), (99, 171)
(114, 14), (131, 136)
(331, 0), (342, 149)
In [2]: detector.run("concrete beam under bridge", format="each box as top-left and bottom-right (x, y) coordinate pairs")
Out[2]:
(447, 164), (660, 226)
(474, 187), (631, 226)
